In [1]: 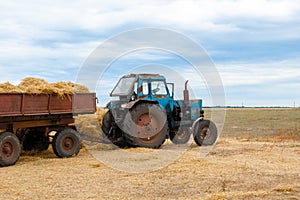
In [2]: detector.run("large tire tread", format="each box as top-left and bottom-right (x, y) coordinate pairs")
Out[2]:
(170, 126), (191, 144)
(0, 132), (21, 167)
(193, 120), (218, 146)
(123, 103), (168, 149)
(52, 128), (81, 158)
(101, 110), (130, 148)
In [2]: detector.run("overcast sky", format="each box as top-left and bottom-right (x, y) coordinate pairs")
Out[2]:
(0, 0), (299, 106)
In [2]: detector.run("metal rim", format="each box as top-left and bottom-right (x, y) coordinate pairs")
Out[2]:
(1, 141), (14, 158)
(200, 126), (210, 140)
(135, 112), (160, 142)
(62, 136), (75, 151)
(176, 128), (189, 140)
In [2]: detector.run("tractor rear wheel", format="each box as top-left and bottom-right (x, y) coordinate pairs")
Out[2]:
(193, 120), (218, 146)
(124, 103), (168, 148)
(170, 126), (191, 144)
(0, 132), (21, 167)
(102, 110), (113, 136)
(101, 110), (129, 148)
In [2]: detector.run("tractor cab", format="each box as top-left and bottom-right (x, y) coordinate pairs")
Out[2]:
(110, 74), (174, 105)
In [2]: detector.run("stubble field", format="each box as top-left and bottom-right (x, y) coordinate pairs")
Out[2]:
(0, 108), (300, 199)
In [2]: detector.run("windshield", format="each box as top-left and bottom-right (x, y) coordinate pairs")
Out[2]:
(111, 77), (136, 96)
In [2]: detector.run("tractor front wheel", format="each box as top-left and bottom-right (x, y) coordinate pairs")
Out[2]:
(170, 126), (191, 144)
(193, 120), (218, 146)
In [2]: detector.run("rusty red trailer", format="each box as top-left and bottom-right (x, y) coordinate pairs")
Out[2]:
(0, 92), (96, 167)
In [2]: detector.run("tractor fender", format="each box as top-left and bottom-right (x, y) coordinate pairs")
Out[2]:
(124, 99), (159, 110)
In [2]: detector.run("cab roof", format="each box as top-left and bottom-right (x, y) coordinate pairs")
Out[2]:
(122, 74), (166, 80)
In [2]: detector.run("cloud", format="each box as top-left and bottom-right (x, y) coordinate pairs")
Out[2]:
(1, 1), (299, 35)
(218, 58), (300, 86)
(0, 0), (299, 106)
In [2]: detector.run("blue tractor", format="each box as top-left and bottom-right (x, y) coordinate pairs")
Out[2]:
(102, 74), (218, 148)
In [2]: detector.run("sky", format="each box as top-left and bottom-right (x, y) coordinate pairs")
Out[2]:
(0, 0), (300, 107)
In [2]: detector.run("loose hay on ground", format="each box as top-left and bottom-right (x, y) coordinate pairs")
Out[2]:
(1, 108), (300, 199)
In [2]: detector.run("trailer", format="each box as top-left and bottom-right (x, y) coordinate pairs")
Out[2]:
(0, 92), (96, 167)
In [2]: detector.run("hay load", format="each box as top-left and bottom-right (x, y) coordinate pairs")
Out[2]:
(18, 77), (51, 94)
(50, 81), (90, 96)
(0, 77), (90, 95)
(0, 82), (23, 93)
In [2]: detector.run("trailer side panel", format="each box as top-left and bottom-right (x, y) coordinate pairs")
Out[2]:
(0, 93), (96, 117)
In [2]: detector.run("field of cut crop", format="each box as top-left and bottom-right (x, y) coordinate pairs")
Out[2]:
(0, 108), (300, 199)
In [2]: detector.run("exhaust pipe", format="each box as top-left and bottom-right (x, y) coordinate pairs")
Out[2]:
(183, 80), (189, 105)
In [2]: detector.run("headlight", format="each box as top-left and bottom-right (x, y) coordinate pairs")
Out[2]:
(121, 103), (127, 108)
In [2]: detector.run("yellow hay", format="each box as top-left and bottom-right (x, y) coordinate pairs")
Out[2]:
(18, 77), (50, 94)
(50, 81), (77, 96)
(95, 107), (108, 126)
(0, 77), (90, 95)
(73, 83), (90, 93)
(0, 82), (23, 93)
(51, 81), (90, 95)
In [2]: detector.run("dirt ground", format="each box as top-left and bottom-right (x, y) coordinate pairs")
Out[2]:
(0, 108), (300, 199)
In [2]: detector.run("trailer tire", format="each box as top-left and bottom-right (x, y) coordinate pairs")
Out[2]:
(52, 128), (81, 158)
(124, 103), (168, 148)
(193, 120), (218, 146)
(0, 132), (21, 167)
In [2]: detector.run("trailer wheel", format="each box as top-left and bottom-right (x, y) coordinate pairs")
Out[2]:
(22, 129), (49, 151)
(52, 128), (80, 158)
(170, 126), (191, 144)
(124, 103), (168, 148)
(193, 120), (218, 146)
(0, 132), (21, 167)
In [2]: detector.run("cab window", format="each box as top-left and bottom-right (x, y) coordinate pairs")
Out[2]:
(151, 81), (167, 95)
(142, 81), (149, 95)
